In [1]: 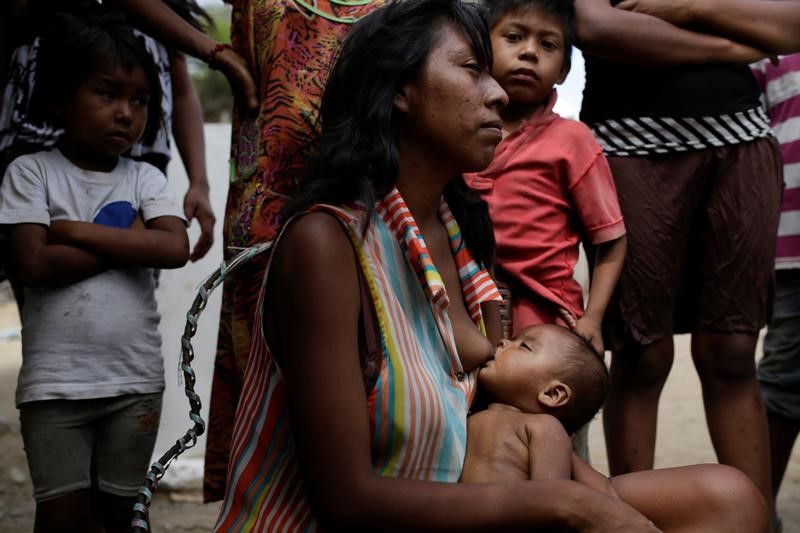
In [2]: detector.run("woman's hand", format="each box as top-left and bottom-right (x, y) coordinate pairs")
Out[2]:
(212, 45), (258, 113)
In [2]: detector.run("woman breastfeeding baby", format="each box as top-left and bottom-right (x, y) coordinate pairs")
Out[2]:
(214, 1), (768, 531)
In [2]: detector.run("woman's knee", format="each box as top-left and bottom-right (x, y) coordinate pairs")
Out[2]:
(695, 464), (768, 532)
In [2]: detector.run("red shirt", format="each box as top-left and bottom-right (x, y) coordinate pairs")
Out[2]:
(466, 91), (625, 335)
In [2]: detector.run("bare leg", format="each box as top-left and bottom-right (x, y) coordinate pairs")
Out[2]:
(604, 337), (674, 475)
(34, 489), (103, 533)
(766, 413), (799, 500)
(98, 492), (137, 533)
(612, 464), (768, 533)
(691, 330), (772, 518)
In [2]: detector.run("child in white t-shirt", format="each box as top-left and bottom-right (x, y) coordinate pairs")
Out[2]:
(0, 11), (188, 531)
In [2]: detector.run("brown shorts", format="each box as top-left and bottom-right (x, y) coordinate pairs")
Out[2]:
(603, 137), (783, 351)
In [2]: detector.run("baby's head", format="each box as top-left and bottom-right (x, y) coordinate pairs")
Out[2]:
(479, 324), (607, 434)
(481, 0), (575, 109)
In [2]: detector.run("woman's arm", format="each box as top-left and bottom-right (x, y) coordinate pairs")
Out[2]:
(169, 49), (215, 262)
(49, 216), (189, 269)
(8, 223), (109, 287)
(267, 213), (658, 532)
(617, 0), (800, 54)
(574, 0), (766, 65)
(105, 0), (257, 111)
(575, 235), (627, 354)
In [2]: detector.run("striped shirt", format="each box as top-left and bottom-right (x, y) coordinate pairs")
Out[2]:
(214, 188), (501, 532)
(589, 107), (772, 157)
(752, 55), (800, 269)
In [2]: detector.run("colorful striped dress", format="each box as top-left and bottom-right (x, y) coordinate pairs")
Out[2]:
(214, 188), (501, 531)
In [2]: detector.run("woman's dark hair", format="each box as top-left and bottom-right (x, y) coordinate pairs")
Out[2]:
(32, 7), (163, 146)
(283, 0), (496, 267)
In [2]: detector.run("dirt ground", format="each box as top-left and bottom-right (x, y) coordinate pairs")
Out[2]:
(0, 298), (798, 532)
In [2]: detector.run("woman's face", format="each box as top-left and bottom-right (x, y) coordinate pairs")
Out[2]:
(395, 23), (508, 175)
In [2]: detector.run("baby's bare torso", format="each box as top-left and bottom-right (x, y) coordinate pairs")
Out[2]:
(461, 409), (534, 483)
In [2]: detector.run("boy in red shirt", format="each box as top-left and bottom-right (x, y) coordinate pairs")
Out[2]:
(467, 0), (626, 355)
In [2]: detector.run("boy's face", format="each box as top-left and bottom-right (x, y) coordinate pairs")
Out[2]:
(490, 7), (569, 109)
(60, 64), (150, 171)
(479, 324), (569, 413)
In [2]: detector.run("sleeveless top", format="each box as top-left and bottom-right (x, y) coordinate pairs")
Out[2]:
(214, 187), (502, 532)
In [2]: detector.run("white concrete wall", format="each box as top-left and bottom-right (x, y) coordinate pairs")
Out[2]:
(153, 123), (231, 488)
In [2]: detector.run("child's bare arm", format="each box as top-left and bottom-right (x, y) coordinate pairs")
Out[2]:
(9, 223), (110, 287)
(526, 415), (573, 481)
(575, 234), (627, 354)
(572, 452), (619, 499)
(50, 216), (189, 269)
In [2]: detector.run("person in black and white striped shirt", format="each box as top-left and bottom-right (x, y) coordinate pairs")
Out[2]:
(575, 0), (800, 524)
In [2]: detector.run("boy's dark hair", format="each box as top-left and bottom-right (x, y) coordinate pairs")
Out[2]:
(481, 0), (575, 70)
(552, 329), (607, 434)
(283, 0), (496, 268)
(32, 7), (163, 146)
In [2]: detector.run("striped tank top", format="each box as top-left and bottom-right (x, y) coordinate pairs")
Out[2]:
(214, 187), (501, 531)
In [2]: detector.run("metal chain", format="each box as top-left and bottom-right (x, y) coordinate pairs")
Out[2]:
(131, 241), (273, 532)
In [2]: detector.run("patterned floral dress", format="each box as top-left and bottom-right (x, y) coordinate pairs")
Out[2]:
(204, 0), (383, 501)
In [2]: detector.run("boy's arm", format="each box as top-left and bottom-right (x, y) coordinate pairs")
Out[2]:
(8, 223), (110, 287)
(169, 49), (216, 262)
(617, 0), (800, 54)
(572, 452), (619, 499)
(576, 235), (627, 354)
(50, 216), (189, 269)
(574, 0), (766, 65)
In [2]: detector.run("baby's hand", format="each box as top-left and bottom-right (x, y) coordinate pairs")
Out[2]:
(575, 316), (604, 356)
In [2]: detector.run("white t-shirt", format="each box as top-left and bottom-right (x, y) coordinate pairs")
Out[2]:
(0, 149), (185, 405)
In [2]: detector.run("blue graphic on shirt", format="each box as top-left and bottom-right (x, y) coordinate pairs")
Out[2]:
(93, 201), (137, 228)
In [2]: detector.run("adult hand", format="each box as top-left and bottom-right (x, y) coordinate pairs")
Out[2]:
(183, 183), (216, 261)
(213, 46), (258, 113)
(616, 0), (696, 26)
(575, 315), (604, 355)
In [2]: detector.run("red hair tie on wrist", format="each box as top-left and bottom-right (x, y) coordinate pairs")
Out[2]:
(208, 43), (232, 70)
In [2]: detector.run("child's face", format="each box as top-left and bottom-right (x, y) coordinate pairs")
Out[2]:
(490, 7), (569, 109)
(478, 324), (569, 412)
(60, 64), (150, 171)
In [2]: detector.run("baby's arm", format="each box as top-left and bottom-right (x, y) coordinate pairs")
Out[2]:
(576, 234), (627, 354)
(8, 223), (110, 287)
(526, 414), (573, 481)
(49, 216), (189, 269)
(572, 452), (619, 500)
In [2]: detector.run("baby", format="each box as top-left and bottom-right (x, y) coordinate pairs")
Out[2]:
(463, 324), (614, 492)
